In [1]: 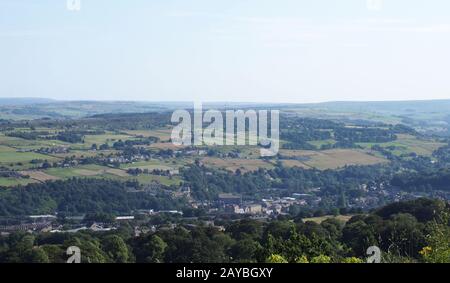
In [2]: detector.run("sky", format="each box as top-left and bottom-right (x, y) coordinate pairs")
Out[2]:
(1, 0), (450, 103)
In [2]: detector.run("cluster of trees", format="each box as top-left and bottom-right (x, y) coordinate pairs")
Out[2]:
(127, 168), (173, 177)
(112, 137), (160, 150)
(91, 143), (110, 150)
(0, 231), (135, 263)
(280, 117), (336, 150)
(0, 199), (447, 263)
(87, 112), (172, 131)
(433, 143), (450, 164)
(279, 116), (413, 150)
(0, 171), (22, 178)
(281, 129), (331, 150)
(391, 169), (450, 192)
(5, 129), (107, 144)
(181, 163), (394, 201)
(0, 178), (186, 216)
(0, 112), (172, 137)
(54, 131), (84, 143)
(334, 128), (397, 143)
(6, 131), (50, 140)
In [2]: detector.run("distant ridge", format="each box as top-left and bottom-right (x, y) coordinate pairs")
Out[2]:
(0, 97), (449, 110)
(0, 98), (56, 106)
(305, 99), (450, 113)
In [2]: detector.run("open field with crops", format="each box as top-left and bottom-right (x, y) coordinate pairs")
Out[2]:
(279, 148), (388, 170)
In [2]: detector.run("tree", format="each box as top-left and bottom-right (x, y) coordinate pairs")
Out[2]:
(102, 235), (131, 263)
(266, 254), (288, 263)
(2, 233), (36, 263)
(64, 235), (109, 263)
(41, 245), (66, 263)
(230, 238), (262, 263)
(342, 220), (377, 257)
(142, 235), (167, 263)
(379, 213), (425, 257)
(30, 247), (50, 263)
(341, 257), (364, 263)
(321, 218), (344, 240)
(310, 255), (331, 263)
(226, 219), (263, 241)
(420, 212), (450, 263)
(295, 255), (309, 263)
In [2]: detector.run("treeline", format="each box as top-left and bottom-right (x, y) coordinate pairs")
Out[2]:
(0, 198), (448, 263)
(6, 130), (91, 143)
(0, 112), (172, 132)
(54, 131), (84, 143)
(334, 127), (397, 143)
(0, 178), (186, 216)
(111, 137), (160, 150)
(6, 131), (50, 140)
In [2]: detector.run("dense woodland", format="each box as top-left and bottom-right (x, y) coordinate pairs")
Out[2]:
(0, 198), (448, 263)
(280, 117), (417, 150)
(0, 179), (185, 216)
(182, 162), (395, 201)
(0, 112), (173, 132)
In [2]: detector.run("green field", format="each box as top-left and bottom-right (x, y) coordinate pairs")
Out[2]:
(308, 139), (337, 148)
(0, 145), (58, 165)
(44, 164), (181, 186)
(133, 174), (182, 186)
(44, 164), (124, 179)
(0, 177), (37, 187)
(357, 134), (445, 157)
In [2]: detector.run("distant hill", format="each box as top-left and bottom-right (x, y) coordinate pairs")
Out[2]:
(0, 97), (449, 125)
(0, 98), (56, 106)
(308, 100), (450, 114)
(1, 97), (449, 111)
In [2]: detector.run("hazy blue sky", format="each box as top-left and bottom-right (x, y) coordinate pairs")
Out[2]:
(1, 0), (450, 103)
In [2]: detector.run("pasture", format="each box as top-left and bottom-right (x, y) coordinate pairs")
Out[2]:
(279, 148), (388, 170)
(0, 145), (59, 165)
(0, 177), (37, 187)
(357, 134), (445, 156)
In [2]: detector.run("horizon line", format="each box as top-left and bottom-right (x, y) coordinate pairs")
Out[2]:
(1, 97), (450, 105)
